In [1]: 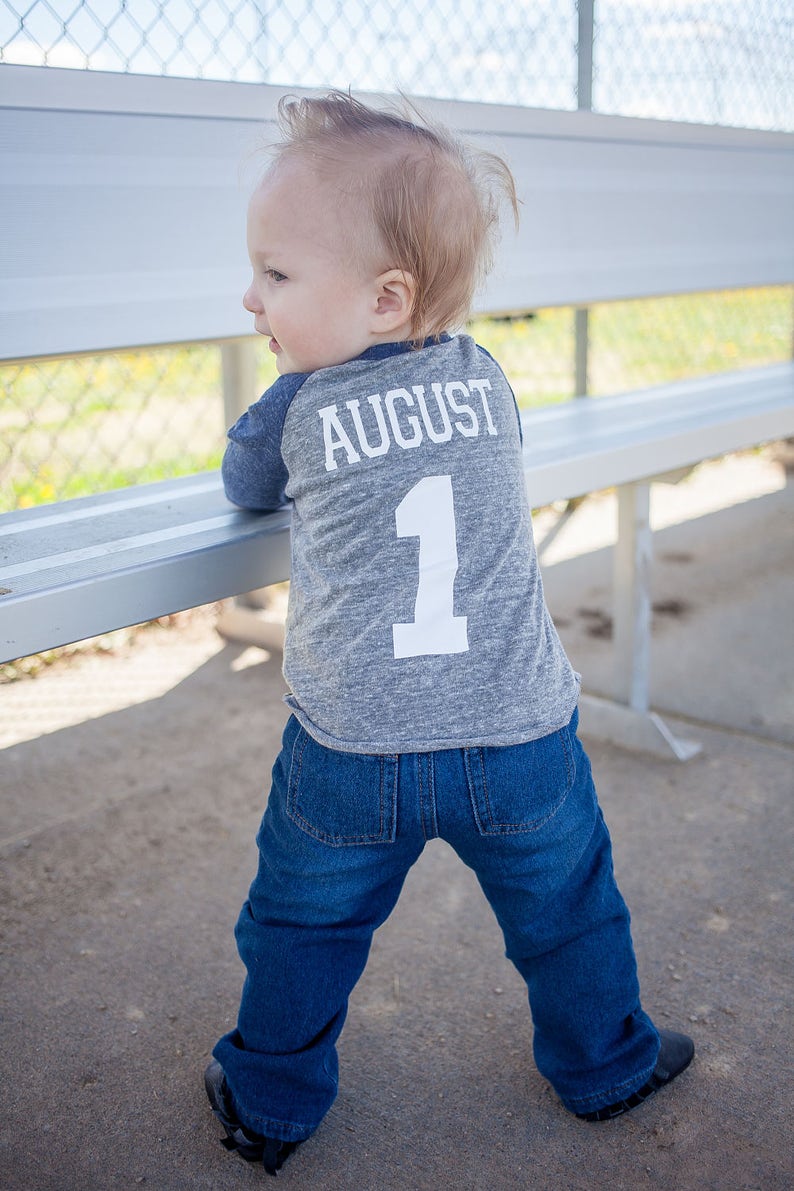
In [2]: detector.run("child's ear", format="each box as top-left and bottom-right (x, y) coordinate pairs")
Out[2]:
(372, 269), (416, 332)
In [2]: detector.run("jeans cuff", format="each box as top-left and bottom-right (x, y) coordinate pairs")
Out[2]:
(559, 1057), (658, 1115)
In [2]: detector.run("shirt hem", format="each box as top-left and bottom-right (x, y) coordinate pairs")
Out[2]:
(283, 683), (581, 755)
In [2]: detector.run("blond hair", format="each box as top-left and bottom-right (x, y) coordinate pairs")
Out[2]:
(270, 91), (519, 343)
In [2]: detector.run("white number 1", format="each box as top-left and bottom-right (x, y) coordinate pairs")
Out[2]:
(392, 475), (469, 659)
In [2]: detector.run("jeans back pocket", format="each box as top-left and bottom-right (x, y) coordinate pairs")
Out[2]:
(286, 725), (398, 846)
(464, 725), (576, 836)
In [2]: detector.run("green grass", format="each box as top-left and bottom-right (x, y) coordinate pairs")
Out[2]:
(470, 286), (793, 405)
(6, 454), (225, 508)
(3, 344), (222, 409)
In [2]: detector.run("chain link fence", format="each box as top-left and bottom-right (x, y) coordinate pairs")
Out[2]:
(593, 1), (794, 130)
(473, 288), (794, 406)
(1, 344), (237, 510)
(2, 1), (792, 128)
(1, 342), (281, 511)
(0, 1), (578, 111)
(1, 2), (792, 515)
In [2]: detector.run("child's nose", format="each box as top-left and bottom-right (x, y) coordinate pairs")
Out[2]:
(243, 283), (261, 314)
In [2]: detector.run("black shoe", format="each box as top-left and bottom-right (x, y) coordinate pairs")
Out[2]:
(576, 1029), (695, 1122)
(204, 1059), (300, 1175)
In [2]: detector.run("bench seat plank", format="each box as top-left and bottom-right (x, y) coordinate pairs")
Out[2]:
(0, 476), (291, 661)
(522, 362), (794, 507)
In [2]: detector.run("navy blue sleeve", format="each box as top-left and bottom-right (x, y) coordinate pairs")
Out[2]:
(476, 343), (523, 445)
(221, 371), (310, 511)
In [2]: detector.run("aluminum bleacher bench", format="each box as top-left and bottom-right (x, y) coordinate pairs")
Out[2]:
(2, 66), (793, 759)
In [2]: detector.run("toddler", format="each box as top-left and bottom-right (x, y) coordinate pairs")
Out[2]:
(205, 92), (693, 1175)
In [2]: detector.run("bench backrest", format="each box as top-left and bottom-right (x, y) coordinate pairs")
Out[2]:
(2, 63), (793, 363)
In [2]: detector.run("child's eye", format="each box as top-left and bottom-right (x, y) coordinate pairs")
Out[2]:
(264, 267), (287, 283)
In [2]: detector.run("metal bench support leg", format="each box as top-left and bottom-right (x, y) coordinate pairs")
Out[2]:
(614, 480), (652, 711)
(578, 481), (702, 761)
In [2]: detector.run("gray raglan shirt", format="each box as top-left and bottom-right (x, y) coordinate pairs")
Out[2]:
(222, 334), (579, 753)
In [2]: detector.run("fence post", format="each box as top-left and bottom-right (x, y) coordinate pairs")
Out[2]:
(216, 336), (287, 647)
(576, 0), (594, 112)
(220, 338), (257, 429)
(574, 308), (589, 396)
(575, 0), (595, 398)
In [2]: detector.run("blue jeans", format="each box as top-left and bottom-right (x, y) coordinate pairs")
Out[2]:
(213, 710), (659, 1142)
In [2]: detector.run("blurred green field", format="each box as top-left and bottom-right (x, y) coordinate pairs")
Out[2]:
(1, 286), (791, 512)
